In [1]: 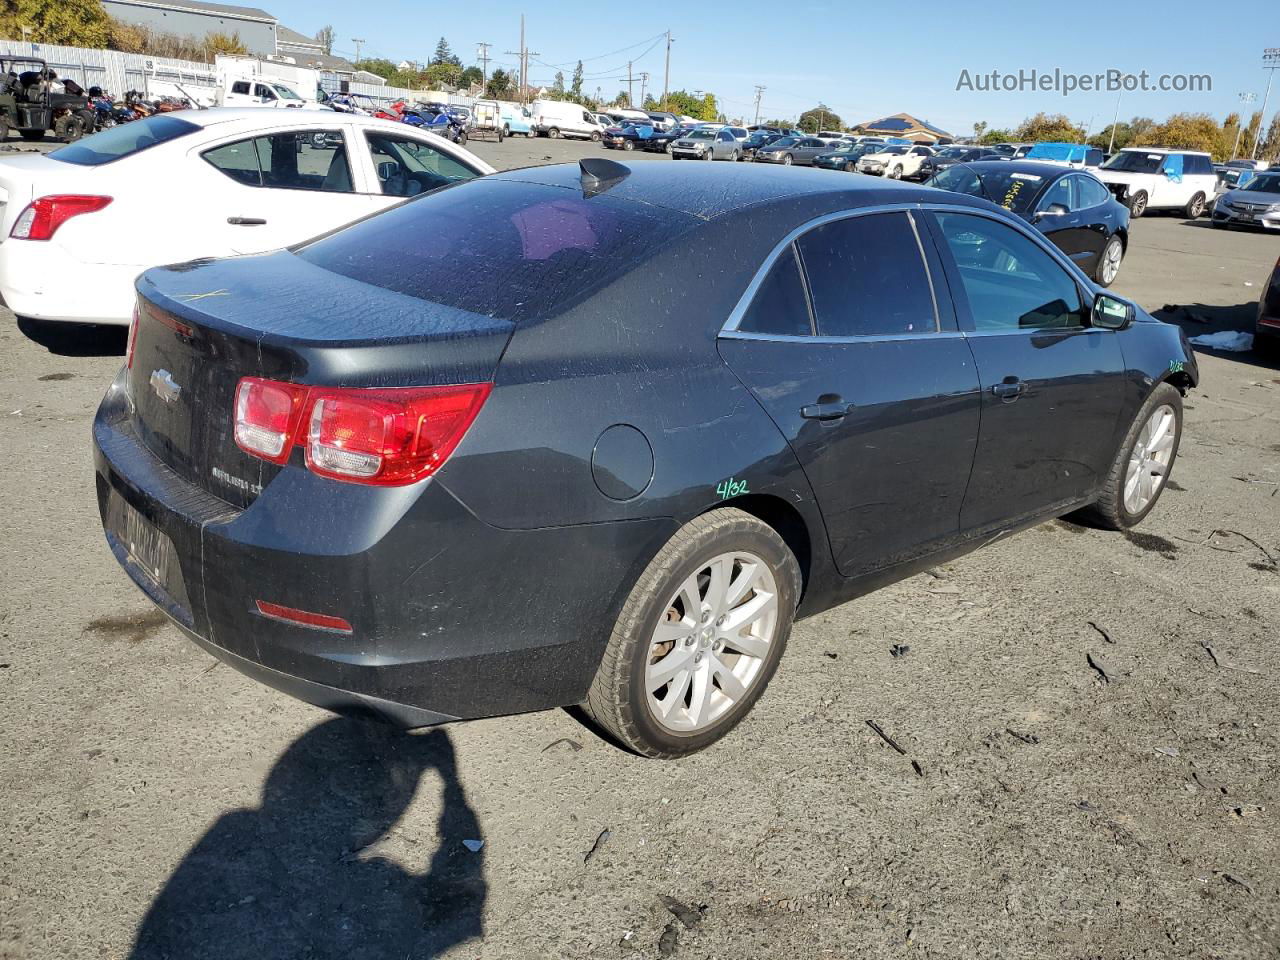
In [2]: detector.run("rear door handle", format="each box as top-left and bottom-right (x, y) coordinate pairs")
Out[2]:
(227, 217), (267, 226)
(992, 378), (1026, 400)
(801, 398), (853, 421)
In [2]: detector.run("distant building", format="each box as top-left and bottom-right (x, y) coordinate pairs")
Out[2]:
(397, 60), (422, 73)
(100, 0), (278, 56)
(852, 112), (953, 144)
(270, 24), (364, 80)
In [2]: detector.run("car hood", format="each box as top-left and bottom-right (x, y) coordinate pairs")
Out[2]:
(1222, 188), (1280, 205)
(1095, 170), (1154, 185)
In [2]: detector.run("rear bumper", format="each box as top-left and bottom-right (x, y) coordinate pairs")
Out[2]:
(92, 372), (674, 726)
(0, 239), (139, 325)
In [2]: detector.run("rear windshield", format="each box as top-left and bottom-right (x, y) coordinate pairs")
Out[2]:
(296, 179), (690, 322)
(50, 114), (200, 165)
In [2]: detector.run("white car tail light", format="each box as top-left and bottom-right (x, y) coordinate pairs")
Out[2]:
(10, 195), (112, 240)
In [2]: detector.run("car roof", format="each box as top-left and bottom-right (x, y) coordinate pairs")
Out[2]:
(1120, 146), (1210, 156)
(162, 107), (401, 131)
(492, 160), (987, 222)
(953, 160), (1077, 179)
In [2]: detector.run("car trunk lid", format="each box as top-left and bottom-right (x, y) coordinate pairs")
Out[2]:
(128, 251), (516, 509)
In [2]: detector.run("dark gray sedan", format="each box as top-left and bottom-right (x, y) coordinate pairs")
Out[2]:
(754, 136), (829, 166)
(1211, 171), (1280, 231)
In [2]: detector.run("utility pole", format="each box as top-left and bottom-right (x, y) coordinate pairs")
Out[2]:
(640, 72), (649, 108)
(503, 15), (539, 106)
(1106, 89), (1123, 154)
(626, 61), (634, 108)
(1252, 48), (1280, 160)
(351, 38), (365, 66)
(476, 42), (492, 93)
(1232, 91), (1256, 159)
(661, 30), (673, 111)
(753, 84), (765, 126)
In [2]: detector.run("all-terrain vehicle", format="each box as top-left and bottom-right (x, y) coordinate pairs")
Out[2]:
(0, 57), (96, 143)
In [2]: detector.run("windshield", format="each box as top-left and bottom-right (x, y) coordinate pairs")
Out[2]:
(49, 114), (199, 165)
(687, 130), (715, 140)
(929, 166), (1046, 215)
(1103, 151), (1165, 173)
(1241, 173), (1280, 193)
(274, 84), (303, 101)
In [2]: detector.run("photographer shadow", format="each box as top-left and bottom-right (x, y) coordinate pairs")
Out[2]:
(128, 718), (485, 960)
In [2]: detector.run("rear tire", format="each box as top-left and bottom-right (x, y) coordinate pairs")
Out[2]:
(502, 123), (510, 137)
(622, 139), (634, 151)
(782, 153), (793, 166)
(1077, 383), (1182, 530)
(1184, 192), (1205, 219)
(583, 508), (801, 759)
(548, 127), (561, 139)
(1094, 235), (1124, 287)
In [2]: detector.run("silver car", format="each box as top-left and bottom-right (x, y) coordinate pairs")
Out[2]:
(1211, 170), (1280, 230)
(671, 127), (742, 161)
(753, 136), (829, 166)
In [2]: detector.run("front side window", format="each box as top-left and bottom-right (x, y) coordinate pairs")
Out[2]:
(935, 213), (1086, 331)
(366, 132), (479, 197)
(737, 245), (812, 337)
(798, 212), (938, 338)
(203, 131), (354, 192)
(253, 84), (276, 101)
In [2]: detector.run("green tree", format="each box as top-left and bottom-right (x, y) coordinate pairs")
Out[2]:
(203, 31), (246, 56)
(1240, 109), (1264, 157)
(551, 70), (565, 98)
(432, 37), (454, 66)
(424, 62), (461, 89)
(1148, 112), (1222, 154)
(460, 65), (482, 89)
(798, 104), (841, 134)
(485, 68), (511, 98)
(1013, 112), (1085, 143)
(357, 58), (398, 79)
(1260, 112), (1280, 162)
(972, 120), (988, 140)
(643, 94), (659, 111)
(1, 0), (110, 47)
(610, 89), (629, 108)
(314, 24), (333, 55)
(569, 60), (584, 100)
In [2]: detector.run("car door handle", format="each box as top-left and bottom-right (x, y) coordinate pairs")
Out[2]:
(801, 398), (853, 421)
(992, 378), (1026, 400)
(227, 217), (267, 226)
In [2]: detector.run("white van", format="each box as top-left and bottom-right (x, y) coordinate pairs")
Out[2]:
(531, 100), (605, 140)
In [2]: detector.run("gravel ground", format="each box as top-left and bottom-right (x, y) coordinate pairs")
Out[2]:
(1, 132), (1279, 960)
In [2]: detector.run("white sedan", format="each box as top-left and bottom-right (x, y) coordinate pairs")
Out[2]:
(0, 108), (494, 326)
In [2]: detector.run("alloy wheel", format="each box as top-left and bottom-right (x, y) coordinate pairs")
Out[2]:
(1101, 240), (1122, 284)
(1123, 404), (1176, 514)
(644, 552), (779, 733)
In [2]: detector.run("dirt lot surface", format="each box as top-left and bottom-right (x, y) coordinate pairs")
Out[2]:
(1, 133), (1278, 960)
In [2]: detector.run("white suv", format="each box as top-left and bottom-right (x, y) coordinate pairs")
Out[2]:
(1095, 148), (1217, 218)
(857, 144), (933, 180)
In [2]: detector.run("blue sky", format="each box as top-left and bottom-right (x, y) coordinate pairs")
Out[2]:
(265, 0), (1278, 135)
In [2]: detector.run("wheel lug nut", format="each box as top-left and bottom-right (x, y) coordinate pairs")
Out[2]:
(716, 615), (727, 627)
(693, 654), (702, 664)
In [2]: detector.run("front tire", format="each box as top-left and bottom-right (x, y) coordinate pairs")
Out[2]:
(890, 164), (903, 179)
(1127, 190), (1148, 218)
(782, 153), (793, 166)
(583, 508), (801, 758)
(1184, 192), (1205, 219)
(1079, 383), (1182, 529)
(590, 130), (601, 142)
(622, 139), (634, 151)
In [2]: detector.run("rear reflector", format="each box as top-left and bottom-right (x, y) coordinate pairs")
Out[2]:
(255, 600), (353, 634)
(233, 378), (491, 486)
(10, 195), (112, 241)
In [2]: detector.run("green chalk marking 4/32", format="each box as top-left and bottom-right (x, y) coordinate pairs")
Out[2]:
(1169, 359), (1185, 373)
(716, 477), (748, 500)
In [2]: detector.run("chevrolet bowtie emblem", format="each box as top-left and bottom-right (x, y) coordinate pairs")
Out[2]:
(150, 369), (182, 404)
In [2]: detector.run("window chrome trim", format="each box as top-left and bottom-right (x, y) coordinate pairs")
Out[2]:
(720, 329), (968, 345)
(719, 200), (1094, 339)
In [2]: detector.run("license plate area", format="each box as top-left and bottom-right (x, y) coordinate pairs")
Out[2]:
(104, 492), (194, 628)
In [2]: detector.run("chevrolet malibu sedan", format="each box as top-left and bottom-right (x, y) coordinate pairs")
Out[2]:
(0, 109), (492, 327)
(926, 160), (1131, 285)
(95, 160), (1197, 758)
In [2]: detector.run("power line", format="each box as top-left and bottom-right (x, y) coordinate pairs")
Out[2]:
(537, 31), (667, 68)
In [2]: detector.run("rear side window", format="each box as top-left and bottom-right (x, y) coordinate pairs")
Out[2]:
(49, 114), (199, 166)
(231, 80), (251, 94)
(297, 180), (691, 322)
(737, 245), (812, 337)
(203, 131), (354, 192)
(797, 212), (938, 337)
(1077, 176), (1111, 208)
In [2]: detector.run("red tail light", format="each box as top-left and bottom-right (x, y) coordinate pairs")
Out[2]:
(125, 304), (140, 369)
(10, 195), (112, 241)
(233, 378), (491, 486)
(255, 600), (352, 634)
